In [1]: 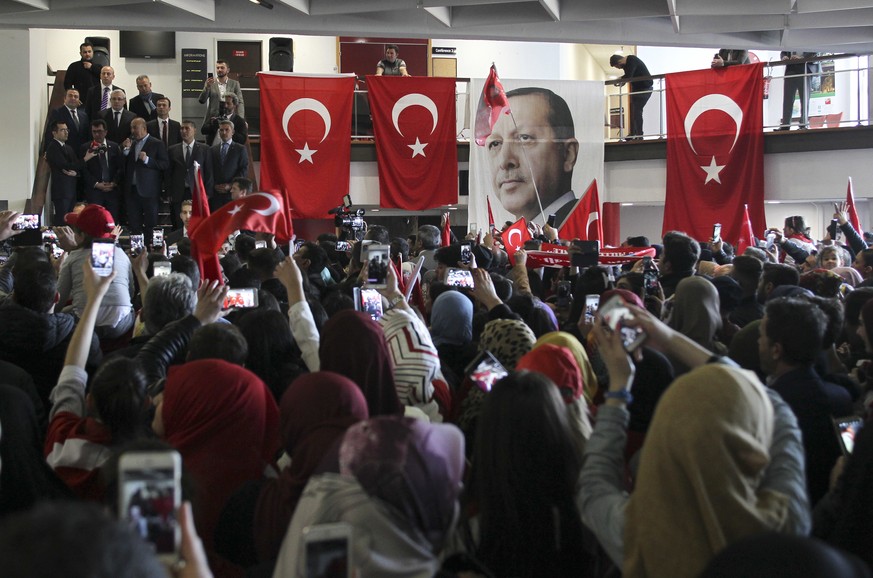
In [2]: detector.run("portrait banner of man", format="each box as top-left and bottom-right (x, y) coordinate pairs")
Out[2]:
(468, 78), (604, 230)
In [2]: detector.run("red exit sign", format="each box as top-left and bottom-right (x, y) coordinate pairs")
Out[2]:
(232, 50), (248, 57)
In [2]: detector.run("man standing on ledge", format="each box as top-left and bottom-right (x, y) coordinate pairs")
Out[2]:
(609, 54), (653, 140)
(375, 44), (409, 76)
(485, 87), (579, 226)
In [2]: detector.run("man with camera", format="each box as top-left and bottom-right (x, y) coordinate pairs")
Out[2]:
(202, 93), (247, 146)
(198, 59), (245, 128)
(81, 119), (122, 221)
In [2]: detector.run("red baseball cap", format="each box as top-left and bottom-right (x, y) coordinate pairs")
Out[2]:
(65, 204), (115, 239)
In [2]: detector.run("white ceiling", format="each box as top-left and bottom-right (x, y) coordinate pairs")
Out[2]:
(1, 0), (872, 54)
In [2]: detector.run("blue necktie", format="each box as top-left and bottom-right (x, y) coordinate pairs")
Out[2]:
(221, 142), (229, 163)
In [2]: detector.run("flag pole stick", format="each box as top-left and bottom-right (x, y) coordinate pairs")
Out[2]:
(507, 110), (547, 225)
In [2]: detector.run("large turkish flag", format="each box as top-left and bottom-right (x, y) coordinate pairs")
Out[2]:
(259, 73), (355, 219)
(367, 76), (458, 210)
(663, 63), (766, 245)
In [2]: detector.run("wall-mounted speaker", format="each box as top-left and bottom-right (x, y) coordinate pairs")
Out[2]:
(269, 37), (293, 72)
(85, 36), (111, 69)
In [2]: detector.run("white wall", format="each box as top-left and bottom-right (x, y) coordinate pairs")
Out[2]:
(431, 38), (563, 80)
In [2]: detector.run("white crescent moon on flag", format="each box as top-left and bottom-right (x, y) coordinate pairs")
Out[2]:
(282, 98), (331, 143)
(507, 228), (522, 248)
(587, 212), (598, 229)
(249, 192), (281, 216)
(683, 94), (743, 155)
(391, 93), (438, 137)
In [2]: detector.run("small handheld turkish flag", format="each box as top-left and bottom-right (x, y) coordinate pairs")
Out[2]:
(190, 190), (292, 256)
(499, 217), (531, 264)
(474, 64), (510, 146)
(846, 177), (863, 234)
(559, 179), (603, 244)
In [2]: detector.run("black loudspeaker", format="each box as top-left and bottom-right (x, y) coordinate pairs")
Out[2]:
(269, 37), (293, 72)
(86, 36), (111, 69)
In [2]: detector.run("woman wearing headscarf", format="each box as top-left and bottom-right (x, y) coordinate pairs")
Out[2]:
(534, 331), (600, 403)
(320, 310), (403, 417)
(154, 359), (281, 578)
(516, 343), (593, 452)
(253, 372), (368, 564)
(431, 290), (477, 391)
(273, 417), (465, 578)
(666, 276), (727, 374)
(0, 384), (72, 517)
(578, 307), (810, 578)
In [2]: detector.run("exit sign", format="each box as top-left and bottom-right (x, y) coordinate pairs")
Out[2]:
(232, 50), (248, 57)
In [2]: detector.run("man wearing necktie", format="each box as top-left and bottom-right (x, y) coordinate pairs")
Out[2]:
(129, 75), (165, 122)
(46, 89), (89, 154)
(167, 120), (211, 229)
(84, 66), (126, 122)
(101, 90), (136, 145)
(81, 119), (122, 221)
(209, 119), (249, 212)
(122, 118), (169, 246)
(146, 97), (181, 148)
(45, 121), (80, 225)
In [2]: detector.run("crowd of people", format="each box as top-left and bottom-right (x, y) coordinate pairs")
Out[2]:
(1, 194), (873, 578)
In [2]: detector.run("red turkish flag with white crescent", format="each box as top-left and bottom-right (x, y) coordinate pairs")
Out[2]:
(559, 179), (603, 244)
(189, 190), (292, 256)
(663, 63), (766, 243)
(259, 73), (355, 219)
(366, 76), (458, 210)
(499, 217), (531, 264)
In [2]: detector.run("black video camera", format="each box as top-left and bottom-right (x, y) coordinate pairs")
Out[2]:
(328, 194), (366, 240)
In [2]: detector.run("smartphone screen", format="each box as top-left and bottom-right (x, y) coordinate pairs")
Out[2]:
(365, 244), (390, 288)
(118, 451), (181, 561)
(556, 280), (572, 308)
(152, 229), (164, 248)
(642, 257), (660, 295)
(465, 350), (508, 393)
(222, 288), (258, 309)
(598, 294), (646, 351)
(255, 240), (267, 249)
(167, 245), (179, 258)
(130, 234), (145, 256)
(153, 262), (172, 277)
(460, 243), (472, 265)
(834, 416), (864, 455)
(90, 240), (115, 277)
(354, 287), (384, 321)
(712, 223), (722, 240)
(304, 524), (352, 578)
(446, 268), (474, 288)
(584, 294), (600, 322)
(12, 214), (39, 230)
(335, 241), (351, 252)
(342, 194), (352, 208)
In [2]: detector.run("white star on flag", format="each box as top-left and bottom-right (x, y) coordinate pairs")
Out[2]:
(295, 142), (317, 164)
(700, 156), (726, 184)
(408, 137), (428, 158)
(228, 205), (243, 216)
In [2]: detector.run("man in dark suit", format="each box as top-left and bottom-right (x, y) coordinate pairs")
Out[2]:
(63, 43), (101, 107)
(210, 120), (249, 212)
(80, 119), (122, 221)
(202, 93), (248, 145)
(84, 66), (125, 122)
(167, 120), (212, 229)
(780, 51), (819, 130)
(122, 118), (169, 246)
(102, 90), (137, 145)
(129, 75), (164, 121)
(146, 97), (182, 149)
(45, 120), (80, 225)
(46, 89), (89, 154)
(165, 200), (193, 246)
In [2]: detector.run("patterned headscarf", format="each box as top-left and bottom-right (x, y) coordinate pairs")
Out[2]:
(478, 319), (537, 369)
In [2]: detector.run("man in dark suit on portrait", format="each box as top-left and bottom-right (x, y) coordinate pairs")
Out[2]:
(122, 118), (169, 246)
(129, 75), (164, 122)
(45, 120), (80, 225)
(80, 119), (123, 221)
(209, 119), (249, 212)
(167, 120), (212, 229)
(84, 66), (125, 122)
(102, 90), (137, 145)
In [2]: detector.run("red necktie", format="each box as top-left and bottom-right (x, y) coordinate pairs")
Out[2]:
(161, 120), (168, 146)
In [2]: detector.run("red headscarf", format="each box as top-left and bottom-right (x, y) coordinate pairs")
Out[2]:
(253, 372), (369, 561)
(162, 359), (280, 559)
(319, 310), (403, 416)
(601, 288), (645, 309)
(516, 344), (584, 404)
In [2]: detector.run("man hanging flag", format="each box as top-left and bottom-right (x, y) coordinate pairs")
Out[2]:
(736, 204), (755, 255)
(663, 63), (766, 243)
(189, 190), (292, 256)
(499, 217), (531, 264)
(846, 176), (863, 233)
(367, 76), (458, 210)
(186, 161), (222, 283)
(558, 179), (603, 244)
(474, 64), (510, 146)
(258, 72), (355, 219)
